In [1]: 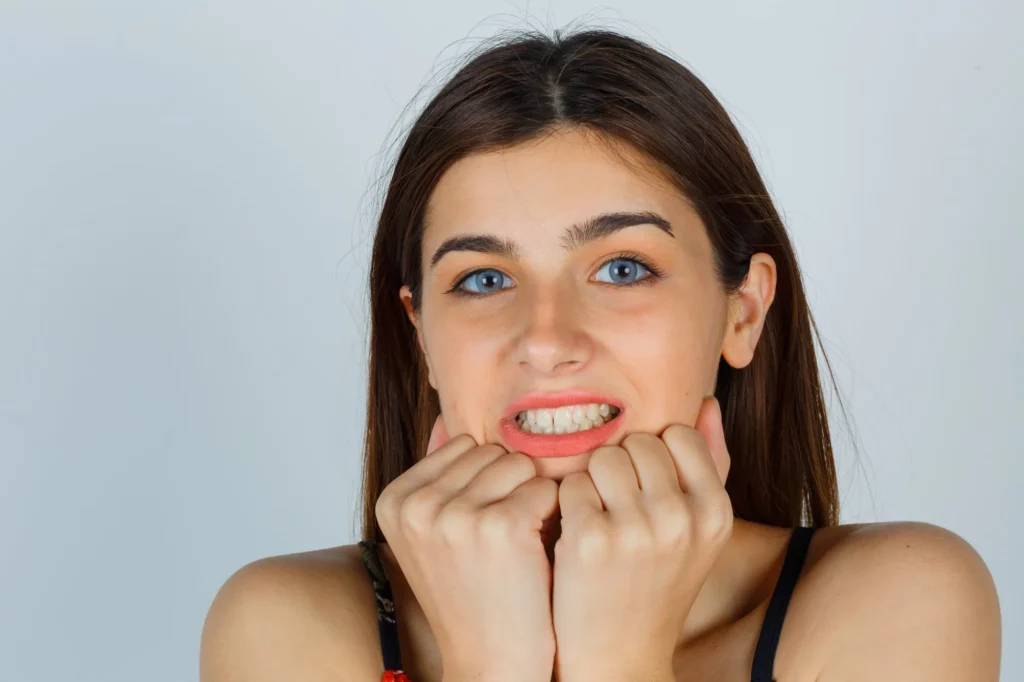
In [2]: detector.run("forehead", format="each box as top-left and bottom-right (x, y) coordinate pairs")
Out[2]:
(423, 128), (691, 239)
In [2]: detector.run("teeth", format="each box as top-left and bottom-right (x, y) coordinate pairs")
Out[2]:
(554, 407), (572, 428)
(514, 403), (620, 435)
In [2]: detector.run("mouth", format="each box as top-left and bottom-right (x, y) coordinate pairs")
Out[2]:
(498, 391), (625, 458)
(514, 402), (622, 434)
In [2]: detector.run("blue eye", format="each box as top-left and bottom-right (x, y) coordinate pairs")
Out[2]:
(447, 254), (663, 298)
(457, 268), (513, 295)
(594, 257), (652, 284)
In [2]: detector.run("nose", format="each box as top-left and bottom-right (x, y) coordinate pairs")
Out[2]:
(513, 286), (592, 376)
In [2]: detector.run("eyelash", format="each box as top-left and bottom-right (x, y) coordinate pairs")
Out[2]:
(445, 251), (665, 298)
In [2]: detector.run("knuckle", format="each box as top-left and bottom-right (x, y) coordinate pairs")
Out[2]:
(516, 475), (553, 500)
(450, 433), (477, 448)
(497, 451), (537, 477)
(374, 488), (394, 526)
(562, 471), (589, 487)
(649, 495), (689, 537)
(616, 518), (654, 553)
(702, 494), (734, 539)
(399, 487), (439, 535)
(659, 423), (687, 442)
(577, 530), (611, 562)
(537, 476), (559, 498)
(458, 444), (504, 471)
(621, 431), (659, 450)
(470, 443), (507, 460)
(435, 499), (474, 544)
(588, 445), (625, 470)
(568, 516), (611, 562)
(661, 424), (696, 451)
(477, 506), (517, 542)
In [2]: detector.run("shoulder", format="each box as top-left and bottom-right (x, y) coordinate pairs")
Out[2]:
(799, 521), (1001, 681)
(199, 543), (383, 682)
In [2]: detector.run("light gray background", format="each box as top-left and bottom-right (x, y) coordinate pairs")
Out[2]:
(1, 1), (1020, 680)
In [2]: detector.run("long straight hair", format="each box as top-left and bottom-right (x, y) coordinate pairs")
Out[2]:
(360, 25), (848, 542)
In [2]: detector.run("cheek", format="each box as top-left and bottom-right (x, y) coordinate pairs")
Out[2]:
(428, 318), (505, 441)
(595, 304), (713, 428)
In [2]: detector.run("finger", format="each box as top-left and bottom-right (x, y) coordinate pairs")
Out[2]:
(425, 413), (450, 456)
(694, 397), (731, 485)
(558, 470), (604, 520)
(492, 476), (560, 531)
(659, 408), (726, 507)
(458, 452), (540, 508)
(586, 445), (640, 511)
(618, 432), (678, 497)
(387, 428), (477, 500)
(430, 443), (507, 500)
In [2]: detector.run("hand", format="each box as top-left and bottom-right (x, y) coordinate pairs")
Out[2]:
(551, 396), (734, 682)
(375, 415), (560, 682)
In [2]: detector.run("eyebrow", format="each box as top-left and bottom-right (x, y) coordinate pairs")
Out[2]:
(428, 210), (674, 269)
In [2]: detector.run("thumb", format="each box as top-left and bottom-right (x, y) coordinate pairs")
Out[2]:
(425, 413), (450, 457)
(694, 396), (730, 485)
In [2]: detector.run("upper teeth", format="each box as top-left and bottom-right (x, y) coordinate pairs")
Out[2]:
(515, 403), (620, 434)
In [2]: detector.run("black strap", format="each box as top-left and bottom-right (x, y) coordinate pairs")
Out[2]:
(357, 539), (405, 672)
(750, 526), (816, 682)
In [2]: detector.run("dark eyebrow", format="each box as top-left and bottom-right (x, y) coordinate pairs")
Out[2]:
(428, 210), (674, 269)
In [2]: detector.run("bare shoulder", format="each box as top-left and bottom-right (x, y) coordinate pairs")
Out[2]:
(796, 521), (1002, 681)
(199, 543), (382, 682)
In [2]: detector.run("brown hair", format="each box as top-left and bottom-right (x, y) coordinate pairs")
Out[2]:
(359, 24), (850, 542)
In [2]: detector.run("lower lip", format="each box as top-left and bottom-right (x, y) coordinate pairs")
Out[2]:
(498, 410), (625, 458)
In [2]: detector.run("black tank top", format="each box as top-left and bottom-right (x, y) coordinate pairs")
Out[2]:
(358, 526), (817, 682)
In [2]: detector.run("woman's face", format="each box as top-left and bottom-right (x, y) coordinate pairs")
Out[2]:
(400, 127), (773, 480)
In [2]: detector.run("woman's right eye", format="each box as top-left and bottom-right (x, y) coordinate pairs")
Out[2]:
(452, 268), (513, 296)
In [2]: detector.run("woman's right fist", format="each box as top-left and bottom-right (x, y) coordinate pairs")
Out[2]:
(375, 415), (559, 682)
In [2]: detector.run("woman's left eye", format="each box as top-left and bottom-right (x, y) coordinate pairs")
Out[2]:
(594, 257), (653, 285)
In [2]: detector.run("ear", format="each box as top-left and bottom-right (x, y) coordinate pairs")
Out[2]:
(399, 285), (436, 389)
(721, 253), (776, 370)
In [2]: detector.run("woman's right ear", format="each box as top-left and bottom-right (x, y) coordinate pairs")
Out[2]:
(398, 285), (420, 335)
(399, 285), (436, 389)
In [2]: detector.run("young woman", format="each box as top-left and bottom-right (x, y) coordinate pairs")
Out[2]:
(200, 26), (1001, 682)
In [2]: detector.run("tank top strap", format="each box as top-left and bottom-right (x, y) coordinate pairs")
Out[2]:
(357, 539), (411, 681)
(750, 526), (817, 682)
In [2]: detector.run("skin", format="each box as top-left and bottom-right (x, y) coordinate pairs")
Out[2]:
(199, 127), (1001, 682)
(402, 126), (749, 487)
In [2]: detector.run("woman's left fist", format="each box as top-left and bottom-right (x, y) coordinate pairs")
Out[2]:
(551, 396), (734, 682)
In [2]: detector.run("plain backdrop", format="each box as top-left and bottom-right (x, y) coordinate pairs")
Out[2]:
(1, 1), (1020, 680)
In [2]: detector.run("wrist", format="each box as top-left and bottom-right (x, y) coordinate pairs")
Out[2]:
(442, 662), (552, 682)
(556, 661), (674, 682)
(442, 645), (554, 682)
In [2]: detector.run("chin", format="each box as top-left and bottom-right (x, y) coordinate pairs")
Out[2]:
(530, 450), (595, 481)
